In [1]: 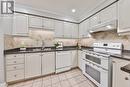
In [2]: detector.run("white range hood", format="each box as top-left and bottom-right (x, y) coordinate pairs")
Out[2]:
(89, 19), (117, 33)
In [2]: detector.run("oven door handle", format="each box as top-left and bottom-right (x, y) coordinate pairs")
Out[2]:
(86, 54), (108, 60)
(83, 59), (108, 72)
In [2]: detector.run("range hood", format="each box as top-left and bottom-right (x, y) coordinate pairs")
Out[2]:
(89, 19), (117, 33)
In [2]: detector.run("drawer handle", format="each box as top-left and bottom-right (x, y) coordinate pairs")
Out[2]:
(14, 75), (17, 77)
(14, 67), (17, 69)
(125, 77), (129, 80)
(14, 61), (17, 63)
(14, 56), (16, 57)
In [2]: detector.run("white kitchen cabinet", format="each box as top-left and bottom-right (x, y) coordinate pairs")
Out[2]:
(78, 51), (83, 70)
(63, 22), (72, 38)
(28, 16), (43, 28)
(13, 14), (28, 36)
(118, 0), (130, 34)
(1, 15), (13, 35)
(54, 20), (64, 37)
(56, 51), (71, 73)
(71, 24), (79, 38)
(25, 53), (41, 79)
(42, 52), (55, 75)
(43, 18), (54, 30)
(90, 13), (100, 28)
(112, 58), (130, 87)
(79, 20), (90, 38)
(100, 3), (117, 24)
(71, 51), (78, 68)
(5, 54), (25, 82)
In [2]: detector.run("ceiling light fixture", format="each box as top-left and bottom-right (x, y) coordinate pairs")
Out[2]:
(72, 9), (76, 13)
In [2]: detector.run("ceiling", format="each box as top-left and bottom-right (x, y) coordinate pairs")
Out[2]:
(15, 0), (106, 21)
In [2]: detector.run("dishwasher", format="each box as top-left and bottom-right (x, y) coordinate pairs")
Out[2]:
(56, 51), (71, 73)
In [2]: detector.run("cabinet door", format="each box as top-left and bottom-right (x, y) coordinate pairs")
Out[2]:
(71, 24), (79, 38)
(64, 22), (72, 38)
(100, 3), (117, 23)
(118, 0), (130, 33)
(13, 14), (28, 36)
(43, 18), (54, 30)
(56, 51), (71, 69)
(79, 22), (84, 38)
(25, 53), (41, 79)
(79, 20), (90, 38)
(28, 16), (43, 28)
(112, 58), (130, 87)
(90, 13), (100, 28)
(78, 51), (83, 70)
(71, 51), (78, 68)
(42, 52), (55, 75)
(54, 20), (64, 37)
(1, 15), (13, 35)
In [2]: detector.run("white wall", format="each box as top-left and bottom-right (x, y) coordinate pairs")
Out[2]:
(0, 24), (5, 85)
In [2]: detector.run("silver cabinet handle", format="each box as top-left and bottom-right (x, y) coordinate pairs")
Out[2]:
(14, 75), (17, 77)
(14, 61), (17, 63)
(125, 77), (129, 80)
(112, 61), (116, 63)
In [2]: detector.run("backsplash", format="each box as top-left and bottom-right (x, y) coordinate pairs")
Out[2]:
(4, 29), (130, 50)
(4, 29), (78, 50)
(79, 30), (130, 50)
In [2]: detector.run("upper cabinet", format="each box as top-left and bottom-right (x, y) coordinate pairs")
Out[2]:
(54, 21), (78, 39)
(71, 23), (79, 38)
(100, 3), (117, 23)
(118, 0), (130, 35)
(43, 18), (54, 30)
(90, 13), (100, 28)
(79, 19), (90, 38)
(28, 16), (43, 28)
(29, 16), (54, 30)
(1, 15), (13, 35)
(63, 22), (72, 38)
(90, 3), (117, 30)
(13, 14), (28, 36)
(54, 20), (64, 38)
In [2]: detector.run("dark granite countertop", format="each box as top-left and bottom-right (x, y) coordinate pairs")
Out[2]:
(111, 51), (130, 61)
(4, 46), (130, 61)
(4, 46), (78, 55)
(121, 64), (130, 74)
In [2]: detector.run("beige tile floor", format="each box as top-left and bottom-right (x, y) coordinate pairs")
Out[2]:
(8, 69), (97, 87)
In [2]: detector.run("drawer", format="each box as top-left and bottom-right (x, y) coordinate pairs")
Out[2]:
(6, 54), (24, 60)
(6, 64), (24, 71)
(6, 70), (24, 82)
(6, 58), (24, 65)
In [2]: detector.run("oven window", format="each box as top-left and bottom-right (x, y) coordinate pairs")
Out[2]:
(85, 64), (100, 83)
(86, 55), (101, 64)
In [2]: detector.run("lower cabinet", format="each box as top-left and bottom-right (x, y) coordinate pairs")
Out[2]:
(42, 52), (55, 75)
(78, 50), (86, 71)
(5, 50), (78, 82)
(78, 51), (83, 70)
(5, 54), (25, 82)
(112, 58), (130, 87)
(71, 51), (78, 68)
(25, 53), (42, 79)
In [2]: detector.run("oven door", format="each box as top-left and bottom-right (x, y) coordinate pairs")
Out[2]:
(82, 59), (108, 87)
(85, 54), (108, 70)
